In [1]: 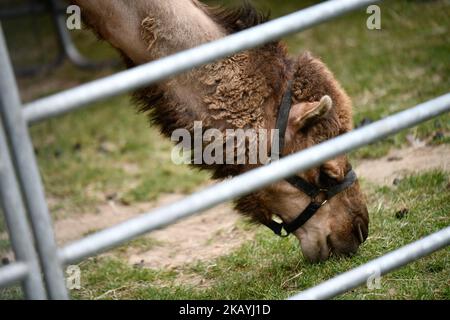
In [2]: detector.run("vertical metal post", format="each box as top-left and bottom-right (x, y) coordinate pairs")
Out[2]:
(49, 0), (117, 70)
(0, 120), (47, 299)
(49, 0), (91, 68)
(0, 23), (68, 299)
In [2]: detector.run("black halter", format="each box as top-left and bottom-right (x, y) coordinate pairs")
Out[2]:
(264, 81), (357, 237)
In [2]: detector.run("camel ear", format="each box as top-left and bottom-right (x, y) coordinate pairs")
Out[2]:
(288, 95), (332, 131)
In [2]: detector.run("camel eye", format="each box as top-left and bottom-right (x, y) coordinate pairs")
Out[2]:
(319, 170), (338, 187)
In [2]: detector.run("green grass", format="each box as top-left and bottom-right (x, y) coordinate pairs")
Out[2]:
(5, 0), (443, 217)
(0, 209), (11, 263)
(277, 0), (450, 158)
(0, 286), (22, 300)
(211, 0), (450, 158)
(30, 94), (209, 218)
(0, 0), (448, 300)
(72, 170), (450, 300)
(0, 238), (9, 254)
(9, 0), (448, 215)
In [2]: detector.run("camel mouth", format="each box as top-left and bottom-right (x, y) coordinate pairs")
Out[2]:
(352, 216), (369, 245)
(296, 225), (365, 263)
(326, 231), (364, 260)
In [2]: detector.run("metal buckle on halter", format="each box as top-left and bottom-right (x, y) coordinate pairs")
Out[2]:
(313, 189), (328, 207)
(265, 216), (291, 238)
(279, 228), (290, 238)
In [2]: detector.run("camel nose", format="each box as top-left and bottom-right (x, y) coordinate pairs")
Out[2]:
(353, 217), (368, 245)
(326, 222), (367, 258)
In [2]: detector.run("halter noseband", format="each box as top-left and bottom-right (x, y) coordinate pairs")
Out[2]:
(264, 80), (357, 237)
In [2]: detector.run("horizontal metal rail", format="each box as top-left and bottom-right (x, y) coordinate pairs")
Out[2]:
(23, 0), (381, 124)
(290, 226), (450, 300)
(0, 262), (28, 288)
(2, 0), (447, 300)
(60, 93), (450, 264)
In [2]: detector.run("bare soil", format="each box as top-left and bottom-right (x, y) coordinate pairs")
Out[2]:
(3, 145), (449, 271)
(54, 193), (250, 270)
(355, 145), (450, 186)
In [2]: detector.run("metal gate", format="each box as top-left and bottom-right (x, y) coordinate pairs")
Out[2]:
(0, 0), (449, 300)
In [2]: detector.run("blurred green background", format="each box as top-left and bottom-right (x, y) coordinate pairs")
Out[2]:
(0, 0), (448, 299)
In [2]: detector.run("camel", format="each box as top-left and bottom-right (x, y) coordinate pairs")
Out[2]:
(70, 0), (369, 262)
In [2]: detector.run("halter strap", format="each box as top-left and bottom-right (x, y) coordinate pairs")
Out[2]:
(271, 80), (293, 160)
(263, 80), (358, 237)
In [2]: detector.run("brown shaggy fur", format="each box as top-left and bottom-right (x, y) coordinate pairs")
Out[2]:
(75, 1), (355, 227)
(235, 51), (354, 225)
(133, 2), (292, 180)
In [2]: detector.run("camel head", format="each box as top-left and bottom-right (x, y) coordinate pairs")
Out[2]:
(236, 52), (369, 263)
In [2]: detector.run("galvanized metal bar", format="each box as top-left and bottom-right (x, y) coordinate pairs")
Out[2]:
(0, 119), (47, 299)
(290, 226), (450, 300)
(49, 0), (118, 70)
(60, 93), (450, 264)
(0, 24), (68, 300)
(23, 0), (382, 124)
(0, 262), (29, 289)
(50, 0), (91, 68)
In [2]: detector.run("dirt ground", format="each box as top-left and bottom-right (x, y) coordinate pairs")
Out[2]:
(45, 144), (450, 270)
(355, 144), (450, 186)
(2, 145), (449, 270)
(54, 195), (249, 270)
